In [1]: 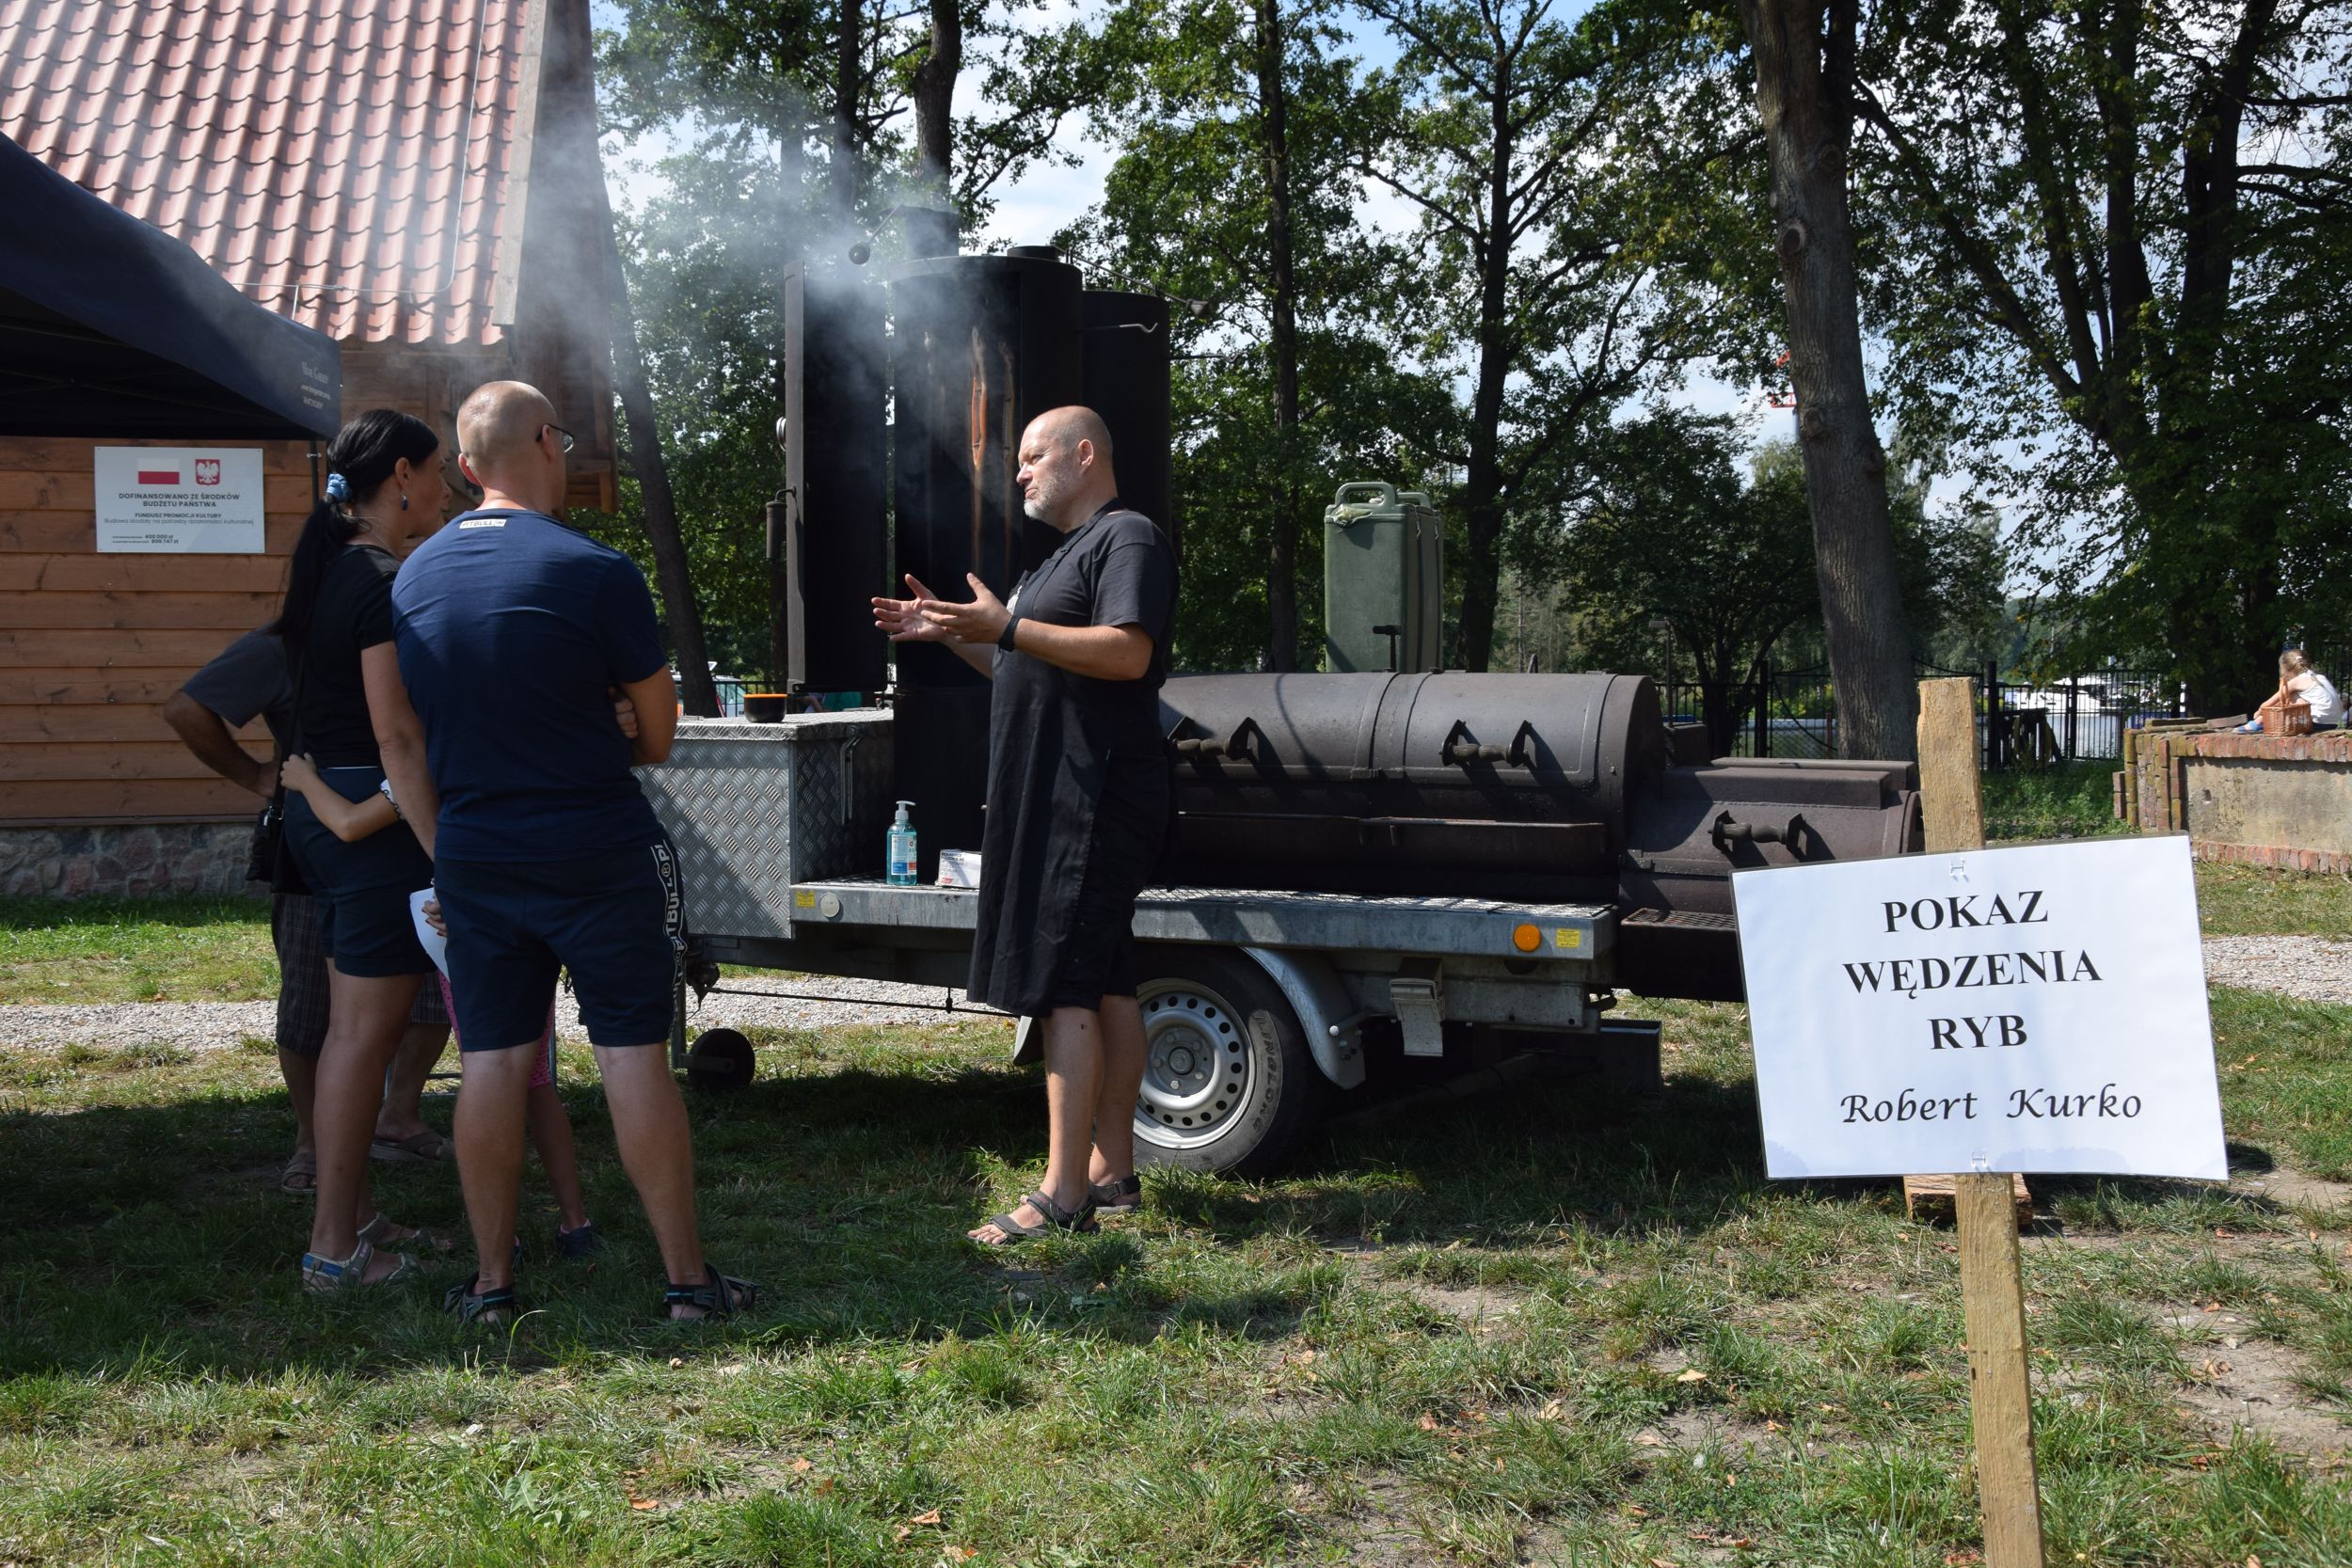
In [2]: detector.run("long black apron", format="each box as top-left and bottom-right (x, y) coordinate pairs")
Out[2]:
(965, 508), (1170, 1016)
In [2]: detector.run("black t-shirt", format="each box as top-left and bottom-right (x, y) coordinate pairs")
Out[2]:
(179, 628), (295, 757)
(994, 501), (1177, 742)
(295, 543), (400, 767)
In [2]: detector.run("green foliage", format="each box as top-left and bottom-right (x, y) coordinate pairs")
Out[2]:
(1849, 3), (2352, 707)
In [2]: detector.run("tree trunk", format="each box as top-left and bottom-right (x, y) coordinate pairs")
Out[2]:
(1740, 0), (1915, 760)
(1253, 0), (1303, 672)
(905, 0), (960, 256)
(603, 218), (719, 717)
(1457, 53), (1518, 674)
(831, 0), (863, 222)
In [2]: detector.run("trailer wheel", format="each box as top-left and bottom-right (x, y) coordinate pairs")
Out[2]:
(1132, 947), (1325, 1177)
(686, 1027), (756, 1092)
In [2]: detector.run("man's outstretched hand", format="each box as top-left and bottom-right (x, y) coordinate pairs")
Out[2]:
(873, 573), (1010, 645)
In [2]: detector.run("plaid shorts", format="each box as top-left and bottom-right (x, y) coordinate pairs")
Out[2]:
(272, 893), (448, 1059)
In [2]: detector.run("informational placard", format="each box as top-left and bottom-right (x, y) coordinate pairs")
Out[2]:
(94, 448), (266, 552)
(1736, 833), (2225, 1180)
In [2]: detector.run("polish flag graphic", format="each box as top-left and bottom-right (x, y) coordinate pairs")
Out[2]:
(136, 468), (181, 485)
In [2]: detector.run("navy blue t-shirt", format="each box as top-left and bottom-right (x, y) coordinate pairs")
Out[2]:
(390, 509), (669, 862)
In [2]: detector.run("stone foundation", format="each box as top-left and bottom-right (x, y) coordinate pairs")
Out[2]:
(0, 821), (259, 899)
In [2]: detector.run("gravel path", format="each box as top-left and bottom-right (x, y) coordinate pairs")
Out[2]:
(0, 976), (1007, 1053)
(2199, 935), (2352, 1006)
(6, 938), (2346, 1052)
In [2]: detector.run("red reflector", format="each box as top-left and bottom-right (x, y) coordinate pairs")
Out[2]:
(136, 469), (180, 484)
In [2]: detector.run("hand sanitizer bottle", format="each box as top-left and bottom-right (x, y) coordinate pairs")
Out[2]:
(886, 800), (918, 886)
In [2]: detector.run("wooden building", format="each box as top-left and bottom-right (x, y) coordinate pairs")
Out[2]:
(0, 0), (616, 893)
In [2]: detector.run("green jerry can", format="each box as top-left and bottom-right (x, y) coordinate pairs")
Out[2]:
(1323, 482), (1443, 673)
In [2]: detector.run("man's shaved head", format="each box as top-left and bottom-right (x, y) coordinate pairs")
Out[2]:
(1016, 405), (1120, 532)
(1029, 405), (1113, 462)
(458, 382), (557, 469)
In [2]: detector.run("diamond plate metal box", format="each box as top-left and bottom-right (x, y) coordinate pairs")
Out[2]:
(637, 711), (895, 941)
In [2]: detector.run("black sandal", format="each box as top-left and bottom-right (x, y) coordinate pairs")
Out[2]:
(1090, 1175), (1142, 1214)
(664, 1267), (757, 1320)
(976, 1189), (1098, 1245)
(444, 1275), (519, 1326)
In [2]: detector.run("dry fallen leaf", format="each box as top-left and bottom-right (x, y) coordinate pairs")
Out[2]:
(791, 1457), (814, 1473)
(1676, 1369), (1708, 1385)
(1634, 1432), (1664, 1447)
(668, 1356), (684, 1369)
(815, 1478), (837, 1497)
(1418, 1413), (1440, 1432)
(1538, 1399), (1564, 1421)
(1493, 1457), (1505, 1473)
(629, 1498), (660, 1512)
(910, 1508), (943, 1527)
(943, 1549), (977, 1563)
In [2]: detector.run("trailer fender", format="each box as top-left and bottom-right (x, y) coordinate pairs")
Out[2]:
(1241, 946), (1365, 1090)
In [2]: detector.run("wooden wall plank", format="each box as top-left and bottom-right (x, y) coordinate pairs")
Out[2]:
(0, 437), (314, 470)
(0, 779), (258, 821)
(9, 705), (272, 744)
(0, 670), (222, 705)
(0, 741), (260, 783)
(3, 591), (280, 630)
(0, 629), (264, 667)
(0, 515), (307, 553)
(0, 555), (290, 593)
(0, 472), (318, 511)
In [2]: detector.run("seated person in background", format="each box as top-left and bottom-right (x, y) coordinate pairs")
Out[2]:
(279, 754), (601, 1259)
(2243, 649), (2343, 732)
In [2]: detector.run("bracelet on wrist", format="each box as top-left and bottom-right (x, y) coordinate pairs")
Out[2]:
(997, 614), (1022, 652)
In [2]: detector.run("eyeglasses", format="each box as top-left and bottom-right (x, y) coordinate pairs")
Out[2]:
(539, 423), (577, 455)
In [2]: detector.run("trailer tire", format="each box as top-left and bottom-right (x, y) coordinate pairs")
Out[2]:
(1131, 946), (1325, 1177)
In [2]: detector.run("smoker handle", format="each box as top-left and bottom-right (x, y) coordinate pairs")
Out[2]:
(1711, 810), (1808, 857)
(1440, 719), (1536, 768)
(839, 730), (863, 826)
(1173, 717), (1260, 761)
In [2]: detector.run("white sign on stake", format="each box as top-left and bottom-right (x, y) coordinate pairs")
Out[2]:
(94, 448), (267, 553)
(1735, 833), (2225, 1181)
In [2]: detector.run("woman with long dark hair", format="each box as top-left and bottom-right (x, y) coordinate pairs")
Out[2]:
(274, 409), (450, 1290)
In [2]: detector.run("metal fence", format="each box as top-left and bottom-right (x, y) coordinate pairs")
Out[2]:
(1658, 660), (2182, 769)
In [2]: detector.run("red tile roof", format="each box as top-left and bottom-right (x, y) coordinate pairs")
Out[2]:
(1, 0), (535, 347)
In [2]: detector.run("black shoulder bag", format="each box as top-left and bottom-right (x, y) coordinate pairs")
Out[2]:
(245, 651), (310, 896)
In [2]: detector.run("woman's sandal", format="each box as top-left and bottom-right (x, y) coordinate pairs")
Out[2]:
(278, 1149), (318, 1196)
(444, 1275), (519, 1327)
(664, 1267), (757, 1320)
(299, 1239), (416, 1293)
(975, 1189), (1098, 1245)
(358, 1212), (455, 1255)
(1090, 1175), (1142, 1214)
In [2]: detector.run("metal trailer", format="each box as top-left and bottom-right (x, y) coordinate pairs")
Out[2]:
(645, 710), (1656, 1175)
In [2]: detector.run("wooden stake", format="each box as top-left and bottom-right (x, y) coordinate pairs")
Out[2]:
(1915, 675), (2046, 1568)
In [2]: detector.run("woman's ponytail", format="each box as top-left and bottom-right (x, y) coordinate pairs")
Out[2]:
(268, 409), (439, 656)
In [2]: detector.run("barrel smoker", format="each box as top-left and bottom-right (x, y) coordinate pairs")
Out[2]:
(649, 235), (1923, 1175)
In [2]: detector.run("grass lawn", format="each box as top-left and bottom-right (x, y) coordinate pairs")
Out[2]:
(5, 937), (2352, 1560)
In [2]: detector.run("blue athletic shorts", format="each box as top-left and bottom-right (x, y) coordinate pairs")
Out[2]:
(435, 839), (684, 1051)
(283, 768), (434, 977)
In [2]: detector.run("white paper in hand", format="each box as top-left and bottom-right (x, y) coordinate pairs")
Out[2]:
(408, 886), (450, 978)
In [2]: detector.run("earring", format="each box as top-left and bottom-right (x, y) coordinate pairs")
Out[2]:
(399, 493), (409, 511)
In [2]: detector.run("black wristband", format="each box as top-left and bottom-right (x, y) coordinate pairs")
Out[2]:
(997, 614), (1022, 652)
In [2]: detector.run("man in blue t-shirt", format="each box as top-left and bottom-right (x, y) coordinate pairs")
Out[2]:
(383, 380), (751, 1324)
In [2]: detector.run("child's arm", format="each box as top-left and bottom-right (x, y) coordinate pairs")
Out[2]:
(279, 753), (400, 843)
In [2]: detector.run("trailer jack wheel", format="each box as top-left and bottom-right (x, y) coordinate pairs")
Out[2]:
(685, 1027), (756, 1092)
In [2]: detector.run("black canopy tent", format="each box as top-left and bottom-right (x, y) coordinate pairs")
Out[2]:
(0, 133), (340, 439)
